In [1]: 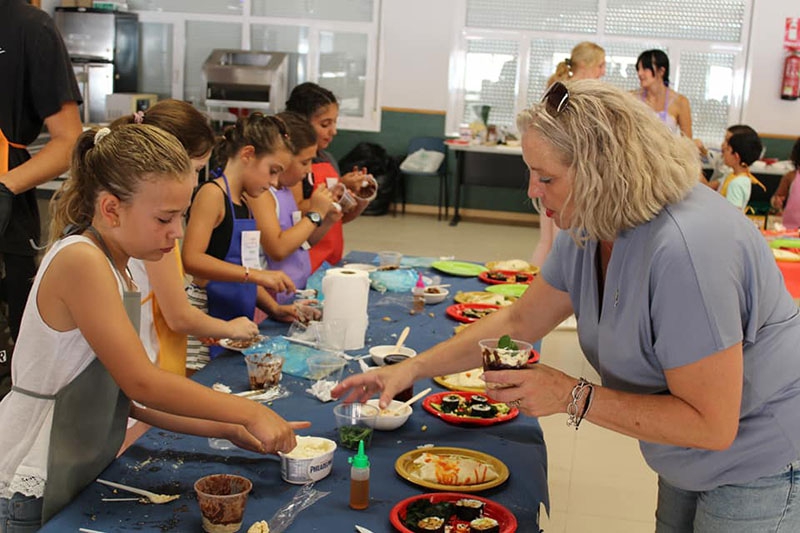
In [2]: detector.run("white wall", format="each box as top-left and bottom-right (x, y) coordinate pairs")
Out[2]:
(379, 0), (455, 111)
(744, 0), (800, 136)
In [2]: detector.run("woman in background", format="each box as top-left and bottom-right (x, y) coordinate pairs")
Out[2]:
(533, 42), (606, 268)
(285, 82), (370, 270)
(633, 49), (693, 138)
(546, 41), (606, 87)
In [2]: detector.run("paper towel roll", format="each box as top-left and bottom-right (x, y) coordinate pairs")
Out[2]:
(322, 268), (370, 350)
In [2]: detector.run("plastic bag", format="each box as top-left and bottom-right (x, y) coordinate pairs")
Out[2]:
(369, 268), (419, 293)
(399, 148), (445, 173)
(267, 483), (330, 533)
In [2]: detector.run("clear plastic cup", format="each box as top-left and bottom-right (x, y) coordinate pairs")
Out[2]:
(353, 174), (378, 202)
(377, 250), (402, 268)
(243, 352), (284, 390)
(333, 402), (378, 450)
(318, 318), (348, 353)
(331, 182), (357, 211)
(194, 474), (252, 533)
(479, 338), (533, 390)
(306, 353), (347, 382)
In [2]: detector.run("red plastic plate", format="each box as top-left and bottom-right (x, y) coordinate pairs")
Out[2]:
(445, 303), (502, 323)
(478, 270), (534, 285)
(422, 391), (519, 426)
(390, 492), (517, 533)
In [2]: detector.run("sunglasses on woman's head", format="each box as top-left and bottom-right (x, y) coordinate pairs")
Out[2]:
(542, 81), (570, 115)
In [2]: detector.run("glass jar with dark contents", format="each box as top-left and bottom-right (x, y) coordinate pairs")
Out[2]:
(384, 354), (413, 402)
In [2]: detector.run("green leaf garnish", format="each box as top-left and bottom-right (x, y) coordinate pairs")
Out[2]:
(498, 335), (518, 350)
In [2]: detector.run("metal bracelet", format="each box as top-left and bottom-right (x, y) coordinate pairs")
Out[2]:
(566, 377), (593, 430)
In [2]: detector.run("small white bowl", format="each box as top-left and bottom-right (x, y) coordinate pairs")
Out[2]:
(423, 287), (449, 304)
(369, 345), (417, 366)
(365, 399), (412, 431)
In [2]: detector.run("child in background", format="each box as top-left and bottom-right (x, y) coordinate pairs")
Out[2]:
(533, 46), (606, 268)
(719, 131), (765, 211)
(696, 124), (759, 189)
(249, 112), (336, 303)
(110, 100), (258, 375)
(0, 125), (307, 527)
(547, 41), (606, 86)
(182, 114), (297, 368)
(285, 82), (371, 270)
(771, 137), (800, 229)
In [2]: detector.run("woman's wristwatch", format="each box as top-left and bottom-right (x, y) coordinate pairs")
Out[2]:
(305, 212), (322, 227)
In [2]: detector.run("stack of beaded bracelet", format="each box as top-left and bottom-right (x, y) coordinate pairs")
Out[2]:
(566, 377), (594, 430)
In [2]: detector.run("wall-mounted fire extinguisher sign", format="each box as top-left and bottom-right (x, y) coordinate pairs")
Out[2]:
(783, 18), (800, 100)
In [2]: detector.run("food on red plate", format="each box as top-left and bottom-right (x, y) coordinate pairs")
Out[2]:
(428, 393), (512, 421)
(397, 493), (514, 533)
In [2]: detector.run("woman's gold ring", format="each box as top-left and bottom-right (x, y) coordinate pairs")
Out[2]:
(509, 399), (522, 409)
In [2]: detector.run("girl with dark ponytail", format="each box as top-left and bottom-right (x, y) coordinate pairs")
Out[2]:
(2, 124), (308, 527)
(285, 82), (373, 270)
(181, 113), (298, 367)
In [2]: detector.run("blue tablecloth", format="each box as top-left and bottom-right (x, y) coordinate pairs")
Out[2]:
(41, 252), (548, 532)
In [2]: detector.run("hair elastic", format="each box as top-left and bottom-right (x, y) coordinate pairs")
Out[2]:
(94, 127), (111, 145)
(133, 110), (145, 124)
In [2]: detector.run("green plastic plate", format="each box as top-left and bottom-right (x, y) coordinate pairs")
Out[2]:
(430, 260), (488, 277)
(486, 283), (529, 298)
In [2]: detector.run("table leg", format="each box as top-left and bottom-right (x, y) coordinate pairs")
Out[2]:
(450, 151), (464, 226)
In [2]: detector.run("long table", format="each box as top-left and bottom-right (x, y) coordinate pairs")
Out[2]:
(446, 141), (788, 226)
(41, 252), (548, 532)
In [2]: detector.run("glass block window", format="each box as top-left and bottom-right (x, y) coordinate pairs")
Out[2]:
(252, 0), (374, 22)
(605, 0), (746, 43)
(466, 0), (598, 34)
(678, 52), (737, 146)
(463, 39), (519, 128)
(138, 23), (173, 99)
(128, 0), (243, 15)
(451, 1), (752, 146)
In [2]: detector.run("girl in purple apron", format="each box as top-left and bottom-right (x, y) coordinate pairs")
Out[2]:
(0, 125), (308, 529)
(182, 113), (297, 362)
(249, 112), (336, 304)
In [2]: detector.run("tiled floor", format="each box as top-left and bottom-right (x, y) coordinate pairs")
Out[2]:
(345, 213), (658, 533)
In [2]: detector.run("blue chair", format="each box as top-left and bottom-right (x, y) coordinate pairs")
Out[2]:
(397, 137), (448, 220)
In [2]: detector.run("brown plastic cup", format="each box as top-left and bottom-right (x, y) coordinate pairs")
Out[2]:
(194, 474), (253, 533)
(244, 353), (284, 390)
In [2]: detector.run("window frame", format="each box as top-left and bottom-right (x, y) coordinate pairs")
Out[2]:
(446, 0), (754, 146)
(134, 0), (382, 131)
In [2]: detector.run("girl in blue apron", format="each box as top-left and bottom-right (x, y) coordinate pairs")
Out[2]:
(182, 113), (297, 364)
(249, 111), (336, 305)
(0, 125), (308, 529)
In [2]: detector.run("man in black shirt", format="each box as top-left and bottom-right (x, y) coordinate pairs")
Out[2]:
(0, 0), (83, 397)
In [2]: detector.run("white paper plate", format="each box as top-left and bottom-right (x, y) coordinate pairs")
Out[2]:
(342, 263), (378, 272)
